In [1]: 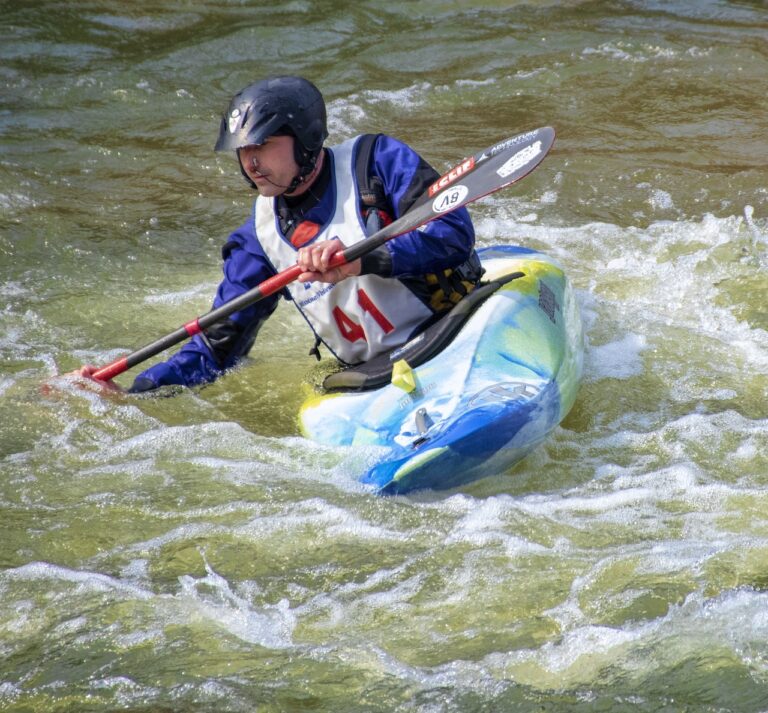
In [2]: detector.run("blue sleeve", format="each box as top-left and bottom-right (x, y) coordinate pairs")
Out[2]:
(372, 135), (475, 277)
(129, 217), (281, 391)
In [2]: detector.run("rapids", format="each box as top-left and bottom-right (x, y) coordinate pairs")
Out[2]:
(1, 1), (767, 711)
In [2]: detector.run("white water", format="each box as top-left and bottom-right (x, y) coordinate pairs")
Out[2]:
(2, 1), (768, 709)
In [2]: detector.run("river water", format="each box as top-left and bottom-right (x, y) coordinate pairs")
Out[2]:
(1, 1), (767, 711)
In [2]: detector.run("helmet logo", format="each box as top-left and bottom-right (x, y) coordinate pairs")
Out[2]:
(228, 108), (241, 133)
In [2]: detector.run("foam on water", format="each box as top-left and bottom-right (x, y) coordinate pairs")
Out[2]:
(142, 282), (217, 306)
(1, 561), (153, 602)
(327, 83), (433, 138)
(0, 561), (297, 674)
(3, 2), (768, 703)
(483, 208), (767, 373)
(177, 559), (296, 649)
(322, 568), (768, 702)
(585, 332), (647, 380)
(235, 497), (407, 545)
(581, 41), (710, 64)
(514, 587), (768, 688)
(247, 583), (768, 701)
(0, 192), (40, 211)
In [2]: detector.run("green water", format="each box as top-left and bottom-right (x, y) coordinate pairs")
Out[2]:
(2, 1), (767, 711)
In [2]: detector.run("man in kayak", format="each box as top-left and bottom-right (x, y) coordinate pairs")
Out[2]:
(74, 76), (480, 392)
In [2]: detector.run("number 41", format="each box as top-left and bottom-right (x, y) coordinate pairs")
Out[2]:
(332, 288), (394, 343)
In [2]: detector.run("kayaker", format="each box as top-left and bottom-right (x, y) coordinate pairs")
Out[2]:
(73, 75), (481, 392)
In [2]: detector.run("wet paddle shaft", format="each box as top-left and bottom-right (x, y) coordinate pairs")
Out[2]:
(93, 127), (556, 382)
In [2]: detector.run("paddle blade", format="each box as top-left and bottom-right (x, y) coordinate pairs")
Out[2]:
(429, 126), (555, 207)
(342, 127), (555, 262)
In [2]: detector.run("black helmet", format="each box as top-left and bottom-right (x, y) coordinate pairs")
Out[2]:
(215, 75), (328, 171)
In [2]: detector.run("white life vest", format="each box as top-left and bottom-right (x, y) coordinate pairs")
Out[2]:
(254, 136), (433, 364)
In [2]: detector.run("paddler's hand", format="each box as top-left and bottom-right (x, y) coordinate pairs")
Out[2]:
(297, 238), (361, 284)
(51, 364), (126, 395)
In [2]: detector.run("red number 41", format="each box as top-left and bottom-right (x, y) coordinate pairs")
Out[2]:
(332, 289), (394, 343)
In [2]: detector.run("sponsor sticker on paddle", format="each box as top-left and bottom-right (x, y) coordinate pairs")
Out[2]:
(432, 184), (469, 213)
(428, 157), (475, 197)
(480, 130), (539, 162)
(496, 141), (542, 179)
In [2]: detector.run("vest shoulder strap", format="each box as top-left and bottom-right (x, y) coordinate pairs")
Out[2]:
(355, 133), (389, 212)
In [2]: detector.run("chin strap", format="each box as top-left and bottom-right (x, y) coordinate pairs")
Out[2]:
(285, 145), (321, 194)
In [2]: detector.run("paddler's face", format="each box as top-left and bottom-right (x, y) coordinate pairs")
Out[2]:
(238, 135), (300, 197)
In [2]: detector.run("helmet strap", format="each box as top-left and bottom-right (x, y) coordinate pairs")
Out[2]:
(286, 145), (322, 195)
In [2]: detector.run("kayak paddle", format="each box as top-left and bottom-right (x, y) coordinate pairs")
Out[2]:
(92, 127), (556, 381)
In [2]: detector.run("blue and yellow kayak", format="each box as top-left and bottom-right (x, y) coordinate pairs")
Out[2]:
(299, 245), (583, 494)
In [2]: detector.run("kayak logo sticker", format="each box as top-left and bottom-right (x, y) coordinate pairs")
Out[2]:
(432, 184), (468, 214)
(397, 381), (437, 411)
(428, 157), (475, 197)
(469, 381), (540, 408)
(538, 281), (560, 323)
(496, 141), (542, 178)
(228, 108), (241, 133)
